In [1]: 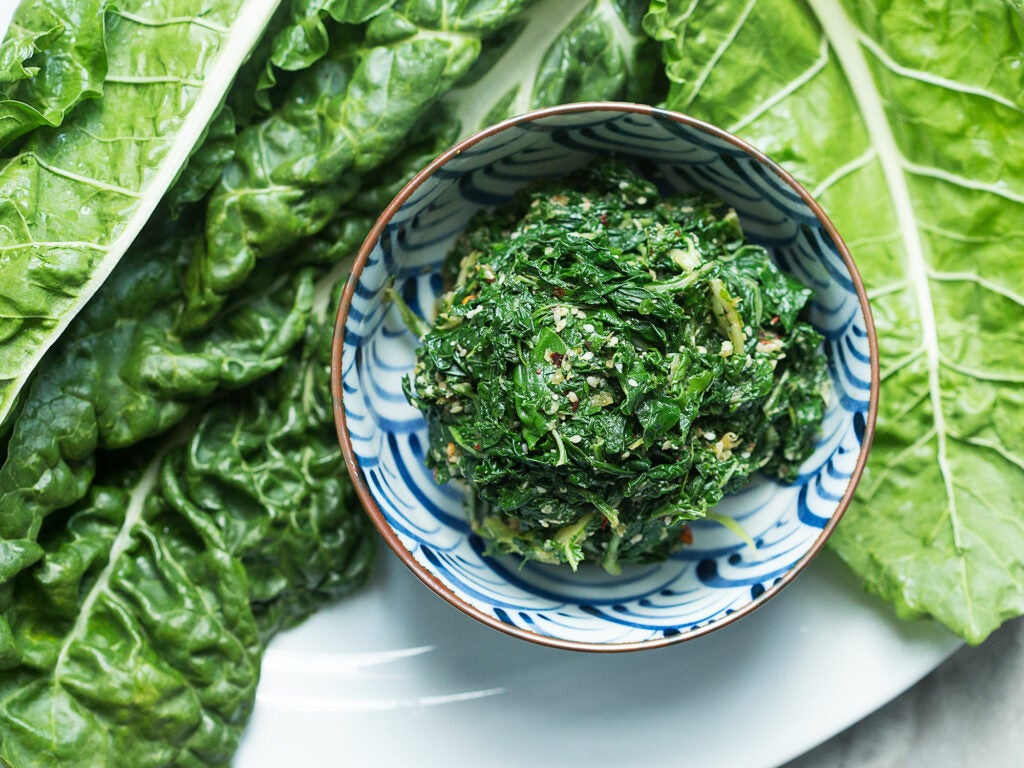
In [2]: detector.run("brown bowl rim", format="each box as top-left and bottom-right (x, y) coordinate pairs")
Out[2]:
(330, 101), (879, 653)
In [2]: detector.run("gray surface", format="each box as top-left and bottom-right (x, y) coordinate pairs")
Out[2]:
(784, 616), (1024, 768)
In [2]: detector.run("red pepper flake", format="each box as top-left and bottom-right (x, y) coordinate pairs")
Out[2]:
(552, 286), (566, 298)
(474, 442), (482, 451)
(679, 525), (694, 545)
(570, 399), (579, 412)
(549, 351), (565, 368)
(770, 315), (780, 325)
(599, 213), (609, 226)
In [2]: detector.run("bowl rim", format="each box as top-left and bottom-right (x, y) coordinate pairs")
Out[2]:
(330, 101), (880, 653)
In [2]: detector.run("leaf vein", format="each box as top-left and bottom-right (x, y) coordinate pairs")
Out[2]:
(808, 0), (959, 551)
(903, 162), (1024, 205)
(950, 432), (1024, 473)
(940, 357), (1024, 384)
(858, 32), (1024, 114)
(112, 9), (230, 34)
(811, 147), (877, 199)
(861, 423), (935, 499)
(688, 0), (758, 106)
(8, 152), (142, 199)
(879, 346), (925, 382)
(106, 75), (205, 88)
(930, 269), (1024, 309)
(729, 36), (831, 135)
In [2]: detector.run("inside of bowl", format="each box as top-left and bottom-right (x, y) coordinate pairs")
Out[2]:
(341, 107), (873, 647)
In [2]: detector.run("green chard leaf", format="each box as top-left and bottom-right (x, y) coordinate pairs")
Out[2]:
(446, 0), (663, 131)
(0, 310), (374, 764)
(164, 106), (238, 217)
(0, 216), (315, 594)
(0, 464), (264, 767)
(179, 0), (537, 333)
(0, 0), (286, 429)
(180, 0), (661, 334)
(646, 0), (1024, 643)
(0, 0), (106, 152)
(160, 277), (376, 641)
(267, 0), (395, 72)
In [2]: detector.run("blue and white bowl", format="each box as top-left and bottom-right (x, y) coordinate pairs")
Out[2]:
(331, 103), (878, 651)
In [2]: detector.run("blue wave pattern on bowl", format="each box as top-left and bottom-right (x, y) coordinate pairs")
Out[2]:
(342, 108), (872, 646)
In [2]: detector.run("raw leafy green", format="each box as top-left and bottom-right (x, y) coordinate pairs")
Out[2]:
(178, 0), (536, 333)
(408, 160), (828, 572)
(0, 0), (106, 152)
(645, 0), (1024, 644)
(0, 14), (1016, 768)
(0, 313), (374, 765)
(445, 0), (660, 130)
(160, 278), (377, 642)
(0, 0), (286, 429)
(0, 219), (315, 586)
(267, 0), (395, 72)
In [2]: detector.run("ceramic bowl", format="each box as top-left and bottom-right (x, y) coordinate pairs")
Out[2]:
(331, 102), (878, 651)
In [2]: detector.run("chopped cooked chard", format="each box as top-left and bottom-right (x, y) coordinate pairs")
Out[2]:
(406, 159), (830, 573)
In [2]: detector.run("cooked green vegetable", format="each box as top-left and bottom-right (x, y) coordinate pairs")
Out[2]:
(645, 0), (1024, 644)
(407, 160), (828, 573)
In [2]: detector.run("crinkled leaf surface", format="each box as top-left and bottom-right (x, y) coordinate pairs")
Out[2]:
(0, 471), (264, 768)
(267, 0), (395, 72)
(0, 315), (374, 766)
(0, 0), (284, 428)
(0, 0), (106, 152)
(446, 0), (658, 130)
(646, 0), (1024, 643)
(179, 0), (538, 333)
(0, 219), (315, 558)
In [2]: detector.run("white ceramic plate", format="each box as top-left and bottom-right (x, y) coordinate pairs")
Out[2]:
(235, 547), (958, 768)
